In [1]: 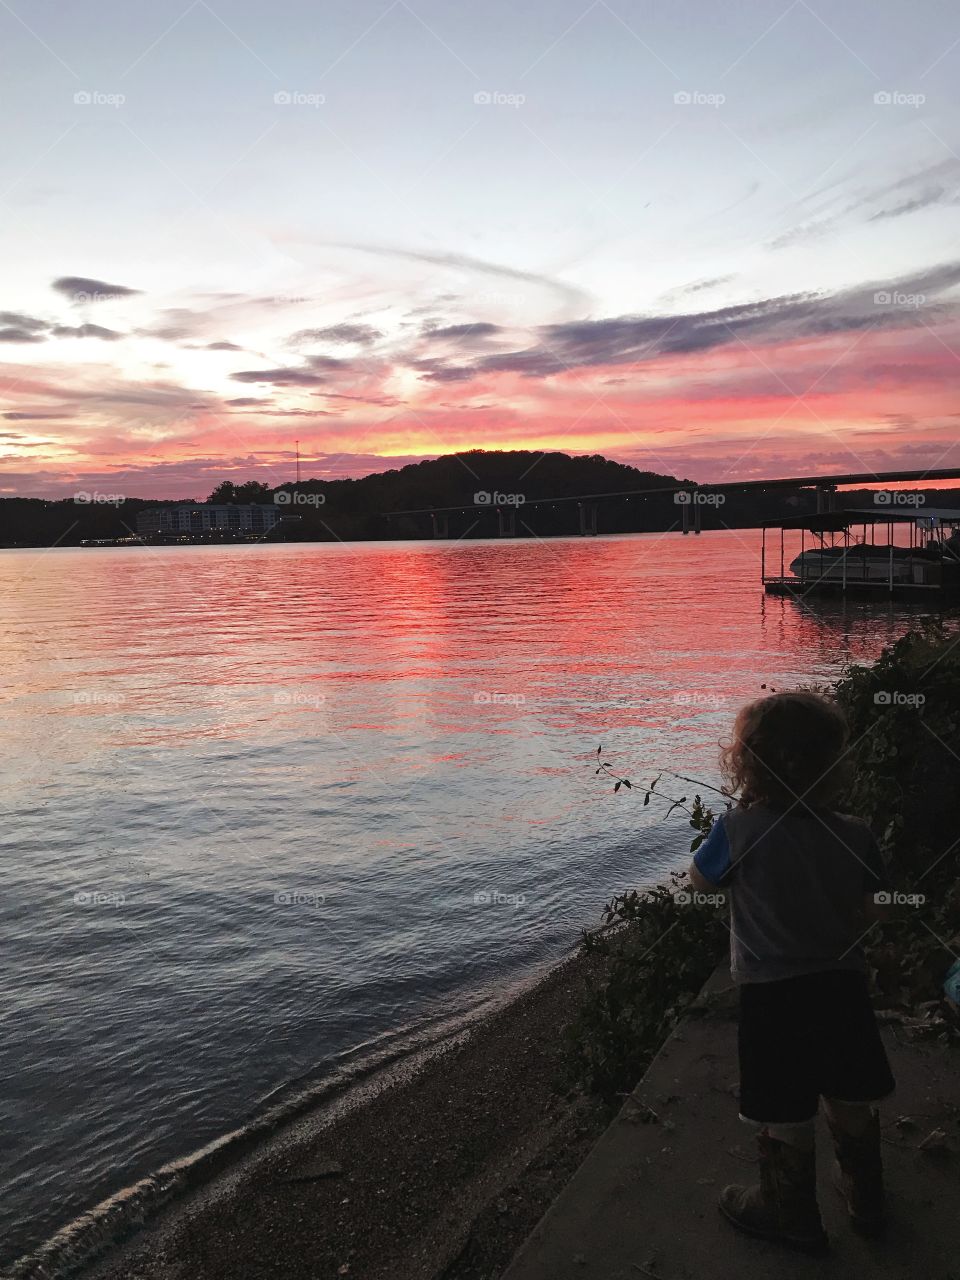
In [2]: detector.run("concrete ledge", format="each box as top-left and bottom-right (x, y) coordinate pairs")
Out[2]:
(503, 968), (960, 1279)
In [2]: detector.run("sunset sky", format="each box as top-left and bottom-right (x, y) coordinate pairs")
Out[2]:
(2, 0), (959, 497)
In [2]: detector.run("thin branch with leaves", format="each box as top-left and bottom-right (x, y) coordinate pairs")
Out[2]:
(595, 745), (728, 842)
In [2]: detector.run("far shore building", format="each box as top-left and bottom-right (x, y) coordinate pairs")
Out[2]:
(136, 503), (282, 538)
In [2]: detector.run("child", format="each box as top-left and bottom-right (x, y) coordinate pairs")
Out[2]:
(690, 691), (895, 1252)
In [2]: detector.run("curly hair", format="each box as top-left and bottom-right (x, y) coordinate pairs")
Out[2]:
(720, 690), (851, 810)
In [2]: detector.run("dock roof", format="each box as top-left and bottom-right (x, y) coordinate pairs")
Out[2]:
(762, 507), (960, 531)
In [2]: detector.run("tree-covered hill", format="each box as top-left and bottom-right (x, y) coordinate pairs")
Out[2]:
(0, 450), (687, 545)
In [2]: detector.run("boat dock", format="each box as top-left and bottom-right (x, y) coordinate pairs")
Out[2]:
(762, 507), (960, 600)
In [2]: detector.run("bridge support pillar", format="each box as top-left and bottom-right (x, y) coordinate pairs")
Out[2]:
(578, 501), (598, 536)
(816, 484), (837, 513)
(431, 512), (450, 538)
(497, 506), (516, 537)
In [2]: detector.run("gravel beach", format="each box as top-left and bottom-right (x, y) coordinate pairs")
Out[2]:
(86, 949), (612, 1280)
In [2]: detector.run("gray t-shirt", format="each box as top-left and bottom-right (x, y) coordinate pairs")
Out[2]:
(693, 804), (885, 984)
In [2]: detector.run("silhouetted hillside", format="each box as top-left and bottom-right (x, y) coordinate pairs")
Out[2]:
(0, 451), (688, 545)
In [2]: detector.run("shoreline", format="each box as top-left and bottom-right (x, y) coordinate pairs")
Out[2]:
(12, 944), (614, 1280)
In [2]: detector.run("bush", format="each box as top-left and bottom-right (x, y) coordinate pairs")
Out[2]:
(567, 795), (727, 1102)
(568, 874), (726, 1102)
(835, 622), (960, 1007)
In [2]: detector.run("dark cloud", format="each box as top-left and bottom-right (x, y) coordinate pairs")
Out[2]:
(857, 160), (960, 223)
(0, 311), (123, 342)
(232, 354), (347, 385)
(767, 220), (832, 250)
(772, 161), (960, 248)
(252, 408), (335, 417)
(423, 322), (503, 340)
(52, 276), (141, 302)
(0, 433), (47, 445)
(0, 311), (47, 331)
(51, 323), (122, 340)
(225, 396), (264, 406)
(656, 276), (736, 309)
(0, 327), (46, 343)
(84, 382), (210, 410)
(868, 188), (953, 222)
(679, 275), (736, 294)
(313, 391), (403, 406)
(290, 323), (382, 346)
(3, 411), (71, 420)
(205, 341), (243, 351)
(408, 359), (477, 383)
(299, 357), (347, 375)
(231, 366), (331, 386)
(412, 261), (960, 383)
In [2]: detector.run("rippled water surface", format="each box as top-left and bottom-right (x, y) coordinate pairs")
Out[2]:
(0, 533), (928, 1262)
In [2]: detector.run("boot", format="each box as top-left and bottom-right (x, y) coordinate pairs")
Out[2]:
(826, 1108), (885, 1236)
(719, 1132), (828, 1253)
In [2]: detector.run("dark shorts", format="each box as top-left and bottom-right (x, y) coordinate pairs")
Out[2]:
(738, 968), (895, 1124)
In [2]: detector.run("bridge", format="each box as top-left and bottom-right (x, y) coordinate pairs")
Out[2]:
(384, 466), (960, 538)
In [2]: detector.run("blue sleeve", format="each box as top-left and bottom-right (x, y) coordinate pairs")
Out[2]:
(693, 817), (732, 886)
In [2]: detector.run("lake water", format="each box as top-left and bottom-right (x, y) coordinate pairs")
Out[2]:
(0, 532), (928, 1265)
